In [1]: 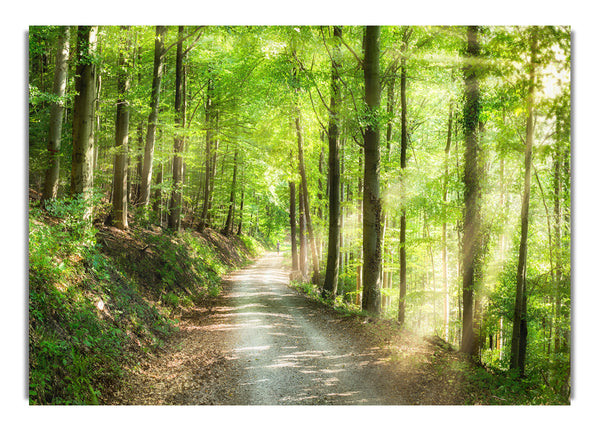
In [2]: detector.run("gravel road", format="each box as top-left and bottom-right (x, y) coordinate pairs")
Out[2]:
(223, 252), (399, 405)
(110, 252), (435, 405)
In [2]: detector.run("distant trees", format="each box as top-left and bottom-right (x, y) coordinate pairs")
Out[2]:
(198, 70), (216, 232)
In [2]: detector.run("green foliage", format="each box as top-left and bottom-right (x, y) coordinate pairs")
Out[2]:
(28, 25), (571, 405)
(465, 364), (569, 405)
(29, 193), (257, 404)
(290, 280), (363, 318)
(239, 234), (264, 256)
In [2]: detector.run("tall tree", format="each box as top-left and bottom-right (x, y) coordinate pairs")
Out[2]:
(41, 26), (70, 205)
(397, 28), (411, 325)
(442, 97), (454, 340)
(111, 26), (132, 229)
(168, 26), (187, 231)
(322, 25), (343, 299)
(198, 73), (216, 231)
(361, 25), (382, 315)
(460, 25), (482, 356)
(295, 110), (320, 284)
(140, 26), (167, 207)
(70, 26), (98, 220)
(510, 27), (539, 374)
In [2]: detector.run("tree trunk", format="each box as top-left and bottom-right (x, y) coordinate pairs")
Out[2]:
(443, 99), (453, 340)
(460, 26), (482, 356)
(222, 150), (238, 236)
(322, 25), (342, 299)
(131, 45), (144, 204)
(112, 26), (132, 229)
(41, 26), (70, 205)
(339, 142), (345, 275)
(553, 136), (563, 354)
(510, 28), (538, 374)
(153, 162), (164, 223)
(289, 181), (299, 271)
(199, 77), (214, 231)
(70, 26), (98, 220)
(298, 185), (308, 280)
(237, 181), (245, 236)
(207, 112), (219, 226)
(361, 26), (382, 316)
(397, 48), (409, 324)
(140, 26), (167, 207)
(168, 26), (186, 231)
(386, 73), (395, 156)
(296, 112), (320, 285)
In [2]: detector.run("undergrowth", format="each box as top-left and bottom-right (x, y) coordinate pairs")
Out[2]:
(290, 279), (569, 405)
(290, 280), (364, 319)
(28, 196), (256, 405)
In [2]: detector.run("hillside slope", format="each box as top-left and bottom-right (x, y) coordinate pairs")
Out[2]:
(28, 201), (260, 405)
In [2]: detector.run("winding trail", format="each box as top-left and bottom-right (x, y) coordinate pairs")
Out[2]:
(223, 252), (397, 404)
(111, 252), (445, 405)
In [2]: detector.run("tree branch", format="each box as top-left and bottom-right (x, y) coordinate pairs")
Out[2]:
(339, 33), (363, 66)
(162, 26), (204, 58)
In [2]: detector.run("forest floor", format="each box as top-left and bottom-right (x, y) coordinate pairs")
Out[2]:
(107, 252), (482, 405)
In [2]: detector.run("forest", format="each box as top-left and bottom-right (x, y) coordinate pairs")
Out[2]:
(27, 25), (571, 406)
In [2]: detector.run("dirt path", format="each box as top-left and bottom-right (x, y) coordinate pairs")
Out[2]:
(109, 252), (465, 405)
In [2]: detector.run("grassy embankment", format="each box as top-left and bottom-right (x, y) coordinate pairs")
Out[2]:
(28, 197), (262, 405)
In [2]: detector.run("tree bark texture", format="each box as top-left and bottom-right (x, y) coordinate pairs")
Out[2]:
(298, 185), (308, 280)
(460, 26), (481, 356)
(70, 26), (98, 220)
(322, 25), (343, 299)
(41, 26), (70, 204)
(361, 26), (382, 316)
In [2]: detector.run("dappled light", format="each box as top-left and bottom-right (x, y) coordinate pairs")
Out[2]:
(161, 252), (394, 404)
(28, 25), (570, 407)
